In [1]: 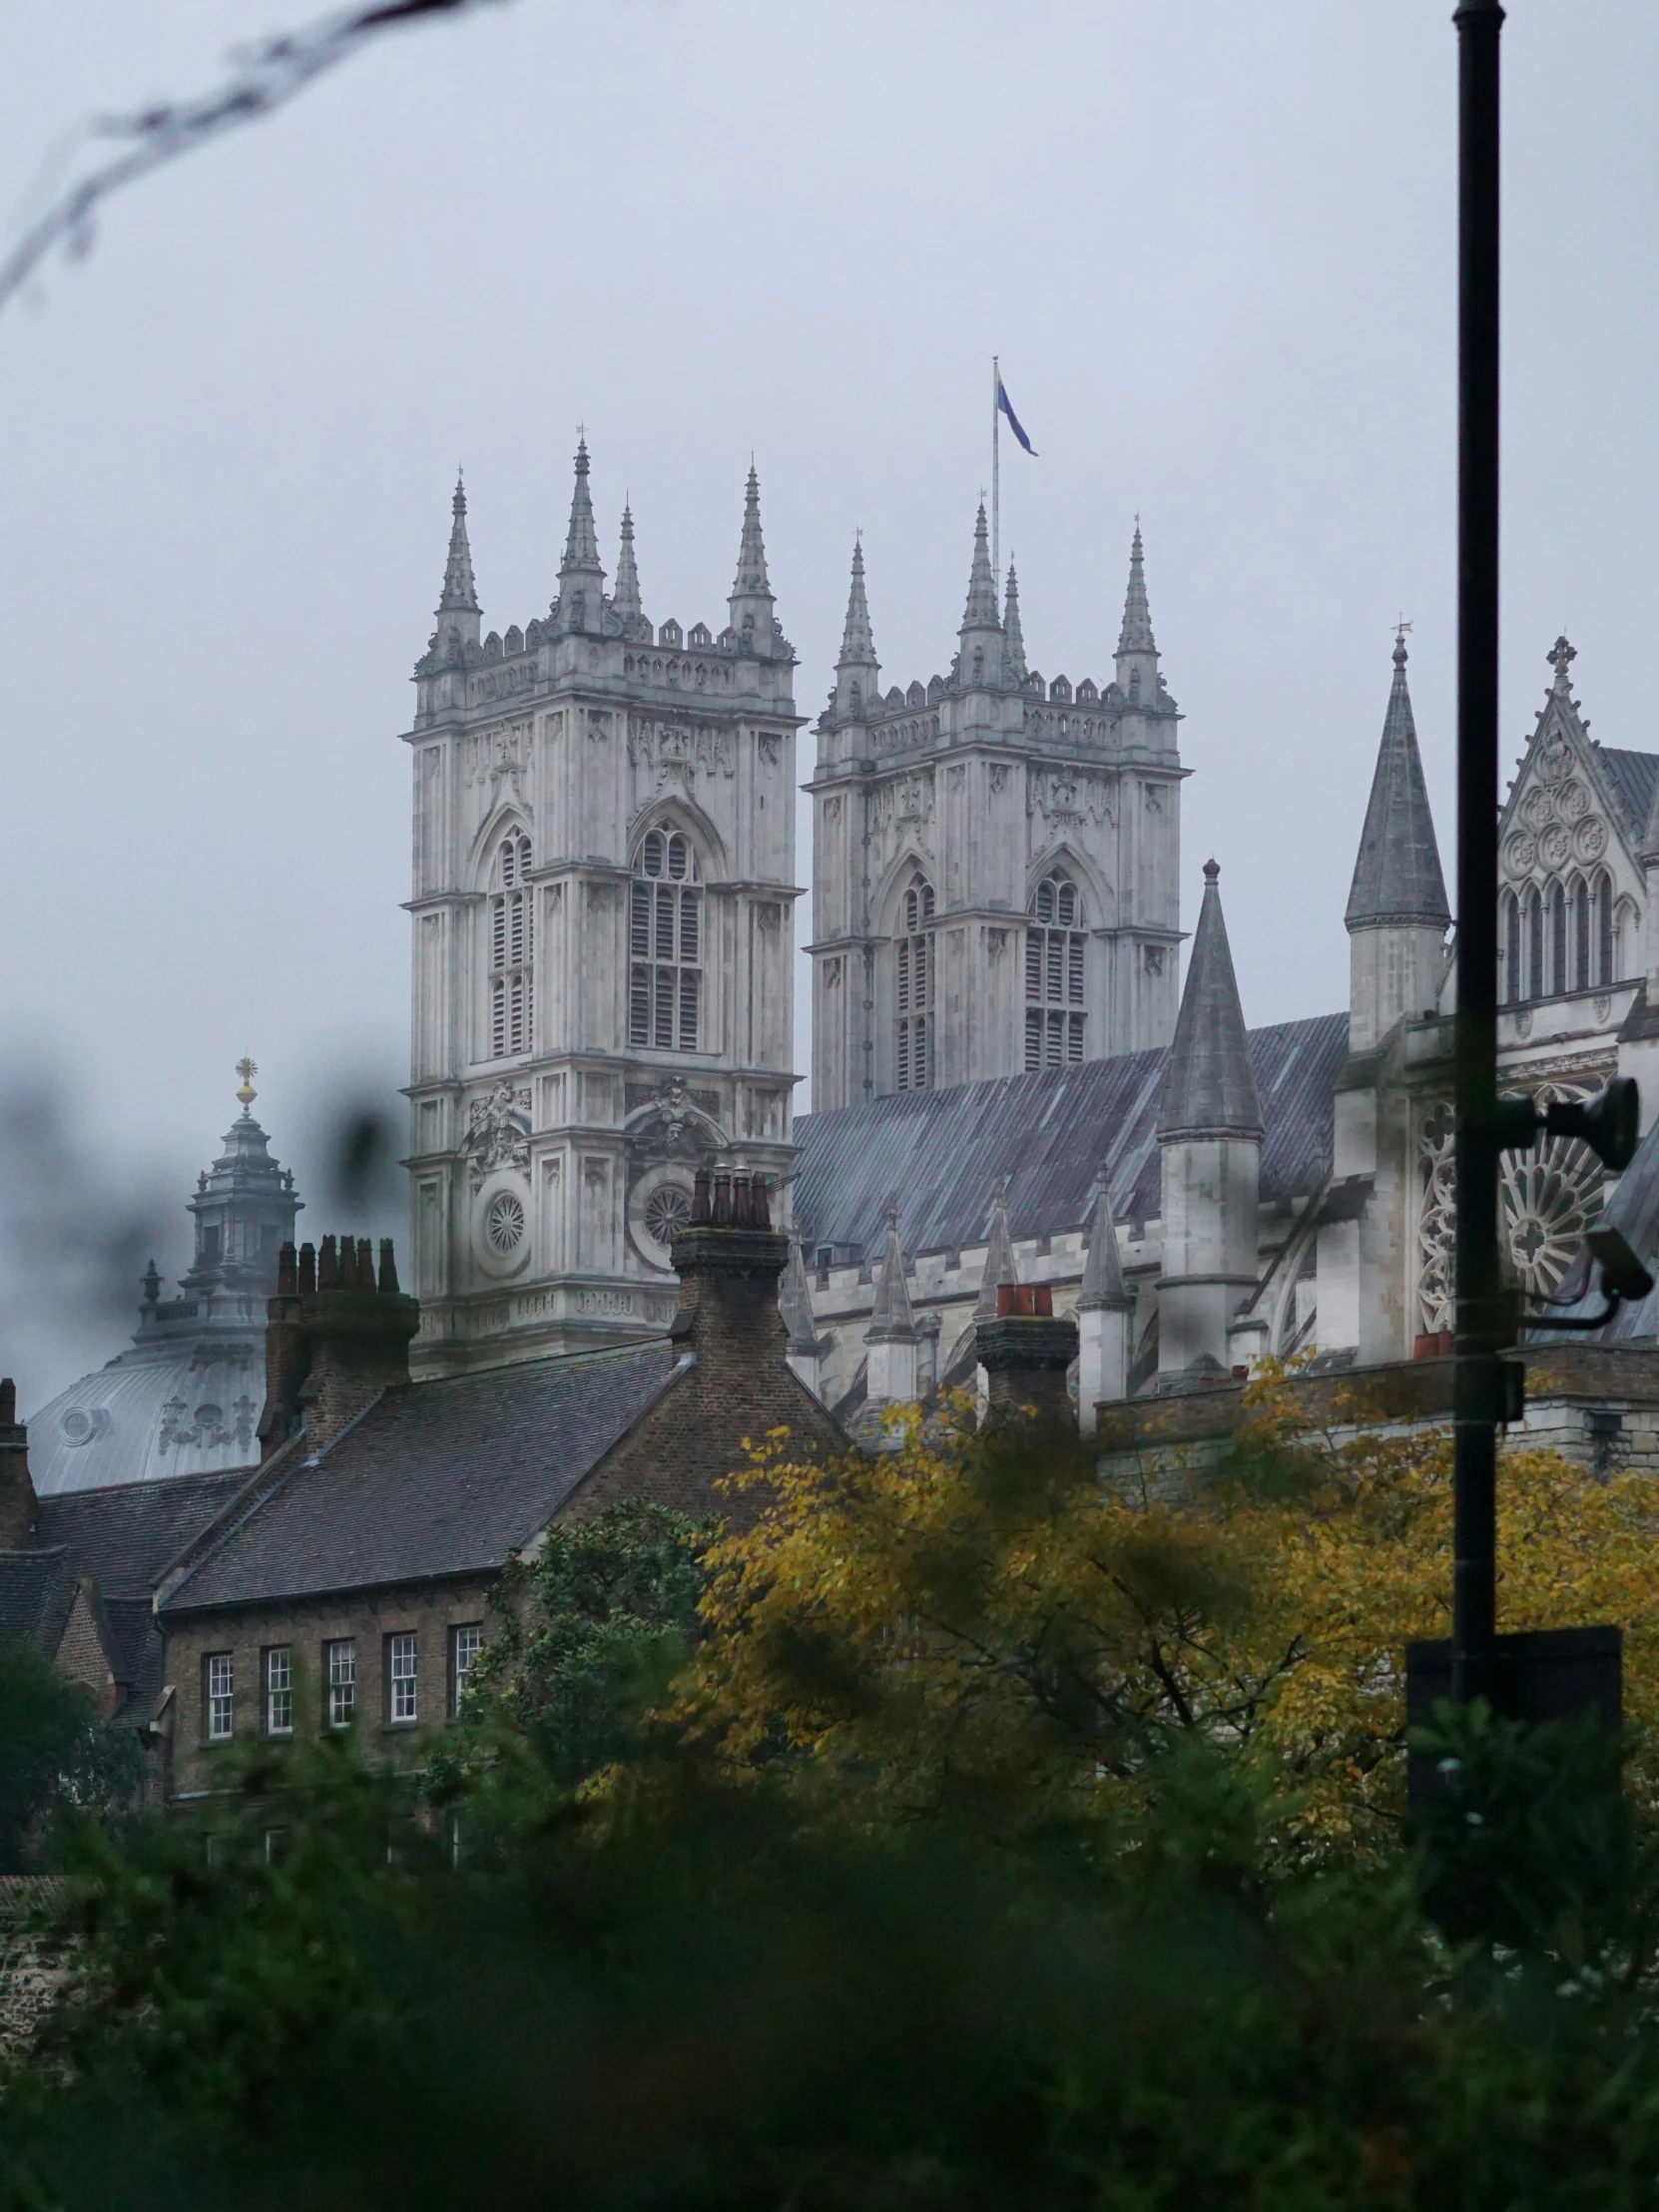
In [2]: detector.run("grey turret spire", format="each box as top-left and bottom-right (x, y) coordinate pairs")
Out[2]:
(612, 499), (643, 626)
(728, 463), (776, 648)
(832, 533), (879, 718)
(437, 472), (479, 616)
(1346, 633), (1450, 930)
(1002, 558), (1027, 682)
(1077, 1175), (1131, 1312)
(867, 1207), (916, 1339)
(560, 436), (602, 573)
(974, 1179), (1019, 1319)
(1114, 521), (1161, 703)
(959, 500), (1001, 636)
(1157, 862), (1262, 1139)
(780, 1231), (819, 1355)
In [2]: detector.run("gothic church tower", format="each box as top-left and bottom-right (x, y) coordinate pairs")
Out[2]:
(809, 514), (1184, 1109)
(404, 448), (802, 1378)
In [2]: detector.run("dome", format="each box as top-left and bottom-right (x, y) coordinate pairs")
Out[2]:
(27, 1067), (301, 1496)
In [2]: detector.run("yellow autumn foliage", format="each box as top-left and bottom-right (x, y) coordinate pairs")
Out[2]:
(678, 1372), (1659, 1857)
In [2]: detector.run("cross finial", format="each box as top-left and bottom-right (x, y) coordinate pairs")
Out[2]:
(235, 1056), (258, 1109)
(1548, 633), (1577, 690)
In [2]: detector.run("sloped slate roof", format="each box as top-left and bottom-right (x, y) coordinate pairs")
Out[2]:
(1594, 746), (1659, 848)
(794, 1012), (1348, 1263)
(36, 1465), (252, 1595)
(0, 1549), (75, 1654)
(162, 1342), (681, 1614)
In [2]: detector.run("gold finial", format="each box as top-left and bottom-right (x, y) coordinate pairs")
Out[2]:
(235, 1056), (258, 1109)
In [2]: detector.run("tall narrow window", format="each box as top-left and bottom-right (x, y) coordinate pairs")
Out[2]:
(387, 1632), (418, 1726)
(1025, 874), (1087, 1071)
(325, 1638), (355, 1729)
(1573, 877), (1590, 990)
(1526, 885), (1543, 1001)
(628, 827), (703, 1052)
(1502, 891), (1521, 1005)
(450, 1624), (485, 1717)
(264, 1647), (292, 1737)
(1595, 871), (1615, 984)
(488, 832), (534, 1059)
(894, 871), (935, 1091)
(1549, 880), (1567, 996)
(205, 1653), (234, 1742)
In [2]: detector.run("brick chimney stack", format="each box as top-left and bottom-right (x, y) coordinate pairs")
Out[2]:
(259, 1238), (419, 1458)
(0, 1378), (39, 1547)
(668, 1171), (791, 1369)
(974, 1285), (1080, 1427)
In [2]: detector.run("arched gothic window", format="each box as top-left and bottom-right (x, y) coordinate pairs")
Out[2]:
(1525, 884), (1543, 1001)
(1549, 880), (1567, 996)
(1570, 877), (1590, 991)
(1595, 871), (1615, 985)
(1501, 890), (1521, 1005)
(1025, 874), (1086, 1070)
(894, 871), (934, 1091)
(629, 827), (702, 1052)
(489, 832), (533, 1058)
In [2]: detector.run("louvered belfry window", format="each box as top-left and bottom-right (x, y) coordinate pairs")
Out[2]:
(489, 833), (534, 1059)
(1025, 874), (1086, 1071)
(894, 872), (935, 1091)
(629, 828), (702, 1052)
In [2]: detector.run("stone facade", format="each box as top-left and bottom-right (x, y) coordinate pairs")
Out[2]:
(404, 452), (802, 1379)
(807, 518), (1184, 1112)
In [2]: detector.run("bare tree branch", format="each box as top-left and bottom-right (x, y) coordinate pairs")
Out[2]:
(0, 0), (506, 320)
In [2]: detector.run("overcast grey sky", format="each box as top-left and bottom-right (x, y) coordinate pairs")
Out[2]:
(2, 0), (1656, 1403)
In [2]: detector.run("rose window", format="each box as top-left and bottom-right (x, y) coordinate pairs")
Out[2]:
(484, 1192), (526, 1255)
(1415, 1085), (1605, 1333)
(644, 1182), (693, 1249)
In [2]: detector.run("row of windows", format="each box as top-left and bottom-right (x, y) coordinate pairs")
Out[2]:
(204, 1626), (484, 1744)
(1500, 873), (1618, 1003)
(895, 869), (1092, 1089)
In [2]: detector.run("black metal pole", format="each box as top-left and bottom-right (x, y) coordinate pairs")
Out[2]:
(1451, 0), (1504, 1706)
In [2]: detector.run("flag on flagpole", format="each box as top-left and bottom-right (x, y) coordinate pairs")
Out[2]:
(995, 375), (1037, 455)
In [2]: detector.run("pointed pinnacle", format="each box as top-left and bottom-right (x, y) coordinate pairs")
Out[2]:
(974, 1178), (1019, 1319)
(1157, 861), (1262, 1139)
(437, 469), (479, 614)
(1117, 523), (1156, 656)
(613, 499), (642, 618)
(1078, 1175), (1131, 1312)
(731, 462), (773, 603)
(838, 534), (877, 667)
(1002, 556), (1027, 679)
(1346, 634), (1450, 930)
(867, 1206), (915, 1339)
(960, 500), (1000, 633)
(560, 434), (602, 575)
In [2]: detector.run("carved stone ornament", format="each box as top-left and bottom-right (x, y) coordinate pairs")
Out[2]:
(625, 1075), (723, 1165)
(1502, 831), (1537, 879)
(461, 1081), (531, 1193)
(628, 720), (735, 793)
(1415, 1082), (1603, 1335)
(1574, 816), (1608, 862)
(1522, 786), (1555, 830)
(1538, 728), (1572, 785)
(1559, 780), (1591, 820)
(463, 720), (531, 804)
(1539, 824), (1571, 869)
(159, 1395), (257, 1455)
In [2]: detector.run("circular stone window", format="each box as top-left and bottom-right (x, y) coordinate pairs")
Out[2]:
(644, 1183), (693, 1249)
(485, 1191), (526, 1256)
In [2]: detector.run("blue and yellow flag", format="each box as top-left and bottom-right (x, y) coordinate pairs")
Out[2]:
(996, 376), (1037, 455)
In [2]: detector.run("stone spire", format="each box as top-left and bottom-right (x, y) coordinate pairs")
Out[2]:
(1114, 522), (1159, 702)
(558, 436), (605, 630)
(1077, 1175), (1131, 1312)
(780, 1231), (819, 1355)
(959, 501), (1001, 633)
(437, 473), (479, 616)
(974, 1179), (1019, 1319)
(612, 499), (643, 627)
(1002, 558), (1027, 683)
(1157, 862), (1262, 1139)
(832, 534), (880, 719)
(1346, 633), (1450, 931)
(728, 463), (776, 646)
(867, 1207), (916, 1340)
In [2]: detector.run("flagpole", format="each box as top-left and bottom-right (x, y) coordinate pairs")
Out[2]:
(991, 355), (1001, 589)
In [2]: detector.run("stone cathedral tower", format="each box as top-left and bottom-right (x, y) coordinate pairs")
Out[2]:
(809, 512), (1184, 1110)
(403, 445), (802, 1379)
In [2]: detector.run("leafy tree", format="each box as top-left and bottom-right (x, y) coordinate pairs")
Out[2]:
(0, 1641), (142, 1873)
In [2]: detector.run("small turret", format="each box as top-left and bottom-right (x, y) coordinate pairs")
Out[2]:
(728, 463), (778, 653)
(1113, 521), (1159, 709)
(1156, 862), (1262, 1382)
(864, 1207), (919, 1407)
(974, 1179), (1019, 1321)
(1076, 1176), (1132, 1428)
(612, 500), (645, 634)
(1345, 630), (1450, 1050)
(832, 534), (880, 721)
(954, 501), (1004, 693)
(432, 472), (481, 658)
(1002, 559), (1027, 684)
(557, 436), (606, 634)
(780, 1233), (823, 1395)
